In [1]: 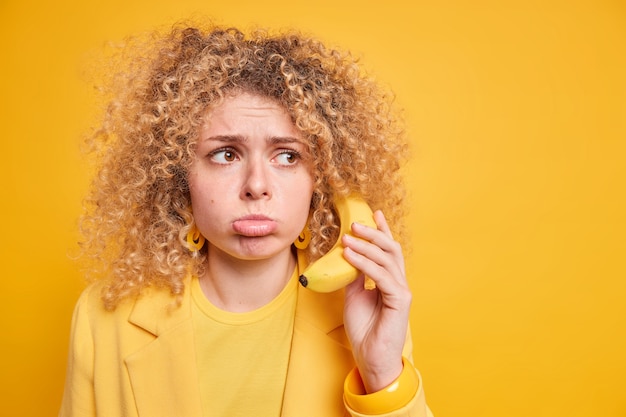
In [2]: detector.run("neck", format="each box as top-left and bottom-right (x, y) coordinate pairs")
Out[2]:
(198, 245), (296, 312)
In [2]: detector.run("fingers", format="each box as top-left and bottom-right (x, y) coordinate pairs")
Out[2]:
(373, 209), (393, 238)
(342, 234), (400, 279)
(354, 210), (395, 248)
(341, 210), (409, 292)
(344, 210), (406, 277)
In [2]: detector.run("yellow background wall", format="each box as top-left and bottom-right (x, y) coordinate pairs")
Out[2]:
(1, 1), (624, 416)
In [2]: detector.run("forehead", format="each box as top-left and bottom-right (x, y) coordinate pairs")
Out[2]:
(207, 92), (287, 118)
(200, 92), (301, 137)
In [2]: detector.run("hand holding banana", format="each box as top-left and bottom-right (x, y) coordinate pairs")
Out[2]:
(342, 209), (412, 394)
(298, 194), (411, 392)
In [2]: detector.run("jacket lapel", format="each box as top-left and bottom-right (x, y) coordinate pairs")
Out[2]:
(281, 286), (355, 417)
(124, 282), (204, 417)
(121, 276), (354, 417)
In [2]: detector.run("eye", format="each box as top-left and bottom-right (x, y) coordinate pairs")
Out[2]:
(274, 150), (300, 166)
(209, 148), (238, 163)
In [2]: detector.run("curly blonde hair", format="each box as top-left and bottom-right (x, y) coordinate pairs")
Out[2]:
(80, 22), (409, 309)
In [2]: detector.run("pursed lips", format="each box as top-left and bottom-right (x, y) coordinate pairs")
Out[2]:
(231, 214), (277, 237)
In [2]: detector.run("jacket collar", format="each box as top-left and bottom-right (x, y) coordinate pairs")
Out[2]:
(125, 276), (353, 417)
(281, 285), (355, 416)
(125, 279), (204, 416)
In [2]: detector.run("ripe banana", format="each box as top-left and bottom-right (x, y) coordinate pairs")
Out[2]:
(298, 194), (377, 292)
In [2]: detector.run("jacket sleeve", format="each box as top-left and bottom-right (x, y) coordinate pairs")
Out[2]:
(343, 326), (434, 417)
(59, 287), (97, 417)
(343, 360), (433, 417)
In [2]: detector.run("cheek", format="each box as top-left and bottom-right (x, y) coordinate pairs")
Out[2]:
(190, 189), (217, 214)
(296, 183), (314, 221)
(188, 176), (216, 214)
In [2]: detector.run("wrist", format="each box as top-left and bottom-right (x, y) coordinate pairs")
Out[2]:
(344, 357), (419, 415)
(358, 358), (404, 393)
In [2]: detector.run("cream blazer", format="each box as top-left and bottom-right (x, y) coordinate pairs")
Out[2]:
(59, 278), (431, 417)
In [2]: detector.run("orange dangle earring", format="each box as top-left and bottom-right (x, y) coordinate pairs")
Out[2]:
(294, 221), (311, 273)
(186, 224), (206, 252)
(294, 223), (311, 249)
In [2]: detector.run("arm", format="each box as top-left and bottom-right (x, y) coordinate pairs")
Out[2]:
(342, 211), (432, 416)
(59, 288), (96, 417)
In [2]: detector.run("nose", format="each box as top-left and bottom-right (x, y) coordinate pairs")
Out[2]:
(240, 158), (271, 200)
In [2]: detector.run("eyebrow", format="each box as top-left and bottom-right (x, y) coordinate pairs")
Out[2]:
(205, 135), (304, 145)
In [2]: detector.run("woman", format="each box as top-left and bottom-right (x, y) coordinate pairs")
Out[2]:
(60, 23), (432, 417)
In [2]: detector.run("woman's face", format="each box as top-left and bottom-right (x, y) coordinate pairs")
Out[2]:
(189, 92), (314, 262)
